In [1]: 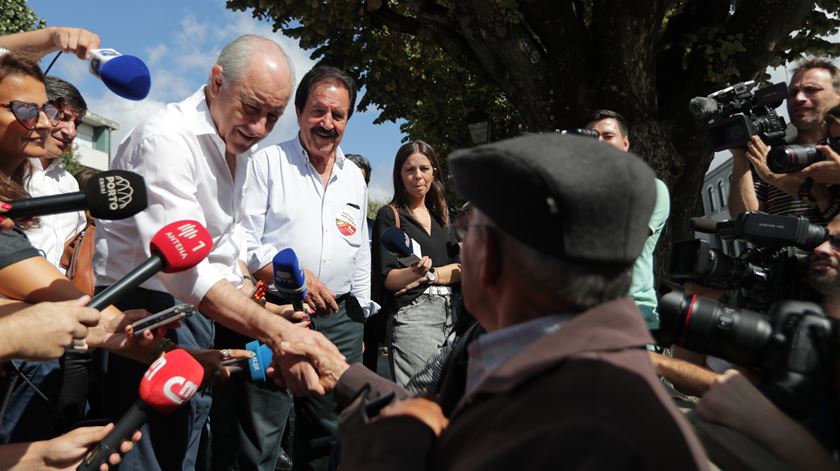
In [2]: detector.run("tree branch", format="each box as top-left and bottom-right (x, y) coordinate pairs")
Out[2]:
(726, 0), (815, 79)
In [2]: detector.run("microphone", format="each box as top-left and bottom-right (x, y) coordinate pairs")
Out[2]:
(688, 96), (719, 120)
(87, 220), (213, 311)
(689, 217), (719, 234)
(272, 248), (307, 311)
(224, 340), (273, 382)
(5, 170), (147, 220)
(380, 227), (433, 273)
(88, 48), (151, 101)
(77, 349), (203, 471)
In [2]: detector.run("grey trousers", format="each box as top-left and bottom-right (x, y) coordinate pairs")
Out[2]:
(389, 293), (454, 387)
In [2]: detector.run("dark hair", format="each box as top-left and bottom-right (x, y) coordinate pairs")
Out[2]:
(793, 57), (840, 91)
(73, 168), (99, 189)
(0, 52), (47, 217)
(46, 76), (87, 117)
(345, 153), (371, 184)
(583, 109), (629, 138)
(294, 65), (357, 119)
(389, 140), (449, 226)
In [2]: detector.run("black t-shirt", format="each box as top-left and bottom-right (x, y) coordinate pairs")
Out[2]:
(0, 226), (40, 269)
(372, 205), (460, 310)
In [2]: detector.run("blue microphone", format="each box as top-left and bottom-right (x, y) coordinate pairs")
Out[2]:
(89, 48), (151, 100)
(222, 340), (273, 382)
(272, 248), (307, 311)
(380, 227), (424, 267)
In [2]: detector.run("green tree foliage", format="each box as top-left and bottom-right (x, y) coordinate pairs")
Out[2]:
(60, 145), (83, 175)
(0, 0), (45, 35)
(226, 0), (840, 258)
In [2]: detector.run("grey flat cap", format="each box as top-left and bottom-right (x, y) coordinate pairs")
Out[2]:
(449, 133), (657, 265)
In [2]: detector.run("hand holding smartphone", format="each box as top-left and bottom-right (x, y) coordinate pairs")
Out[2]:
(128, 304), (196, 335)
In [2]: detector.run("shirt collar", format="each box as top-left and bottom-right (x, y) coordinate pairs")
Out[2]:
(466, 314), (573, 394)
(28, 157), (62, 175)
(293, 133), (345, 171)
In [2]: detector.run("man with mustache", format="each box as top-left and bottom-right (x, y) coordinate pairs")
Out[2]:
(239, 65), (375, 470)
(729, 58), (840, 223)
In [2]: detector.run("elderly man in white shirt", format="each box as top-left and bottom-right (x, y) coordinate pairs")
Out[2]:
(93, 35), (342, 471)
(240, 65), (376, 470)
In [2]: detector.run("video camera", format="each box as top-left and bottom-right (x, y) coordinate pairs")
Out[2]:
(768, 136), (840, 173)
(690, 81), (790, 151)
(657, 293), (836, 418)
(670, 212), (826, 311)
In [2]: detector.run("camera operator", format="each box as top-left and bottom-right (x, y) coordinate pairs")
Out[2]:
(729, 58), (840, 222)
(583, 110), (671, 328)
(800, 104), (840, 184)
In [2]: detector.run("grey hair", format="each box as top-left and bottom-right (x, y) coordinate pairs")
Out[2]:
(473, 210), (632, 311)
(210, 34), (295, 88)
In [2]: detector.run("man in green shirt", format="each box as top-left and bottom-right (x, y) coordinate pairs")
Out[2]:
(585, 109), (670, 328)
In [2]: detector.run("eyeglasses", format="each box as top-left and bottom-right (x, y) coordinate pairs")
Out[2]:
(0, 99), (63, 130)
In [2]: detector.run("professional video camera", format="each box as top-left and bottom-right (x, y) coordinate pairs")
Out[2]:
(768, 136), (840, 173)
(657, 293), (836, 418)
(690, 81), (791, 152)
(670, 212), (826, 310)
(559, 128), (599, 139)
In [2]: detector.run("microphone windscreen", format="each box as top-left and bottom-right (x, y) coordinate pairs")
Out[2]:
(690, 217), (719, 234)
(90, 49), (151, 100)
(138, 349), (204, 414)
(689, 96), (718, 119)
(380, 227), (414, 257)
(149, 220), (213, 273)
(272, 248), (306, 295)
(84, 170), (148, 219)
(245, 340), (274, 382)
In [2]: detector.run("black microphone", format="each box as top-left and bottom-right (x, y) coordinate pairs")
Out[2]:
(380, 227), (434, 274)
(5, 170), (147, 220)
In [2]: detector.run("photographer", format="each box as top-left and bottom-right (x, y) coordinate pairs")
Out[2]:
(729, 58), (840, 222)
(800, 104), (840, 184)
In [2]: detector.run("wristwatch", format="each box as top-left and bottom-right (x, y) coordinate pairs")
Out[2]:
(426, 269), (438, 283)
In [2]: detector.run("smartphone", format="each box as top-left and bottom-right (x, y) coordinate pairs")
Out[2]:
(129, 304), (196, 335)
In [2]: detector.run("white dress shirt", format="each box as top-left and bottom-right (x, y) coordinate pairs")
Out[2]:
(24, 159), (86, 271)
(240, 136), (377, 317)
(94, 87), (249, 305)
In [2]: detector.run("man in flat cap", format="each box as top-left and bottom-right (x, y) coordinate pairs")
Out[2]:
(278, 134), (709, 470)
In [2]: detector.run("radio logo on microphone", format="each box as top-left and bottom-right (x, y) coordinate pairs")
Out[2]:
(99, 175), (135, 210)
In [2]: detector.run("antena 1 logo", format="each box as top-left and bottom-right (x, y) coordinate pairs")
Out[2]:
(163, 376), (199, 405)
(165, 223), (208, 259)
(99, 175), (134, 210)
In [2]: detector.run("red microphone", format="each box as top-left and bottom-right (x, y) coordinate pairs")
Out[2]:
(88, 220), (213, 310)
(77, 349), (204, 470)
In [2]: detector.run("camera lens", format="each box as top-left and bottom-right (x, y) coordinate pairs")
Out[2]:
(658, 292), (773, 366)
(768, 145), (824, 173)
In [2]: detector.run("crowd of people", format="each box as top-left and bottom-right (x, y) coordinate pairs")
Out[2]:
(0, 23), (836, 471)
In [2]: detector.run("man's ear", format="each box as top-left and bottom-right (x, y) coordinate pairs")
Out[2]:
(478, 227), (502, 288)
(622, 136), (630, 152)
(208, 65), (224, 97)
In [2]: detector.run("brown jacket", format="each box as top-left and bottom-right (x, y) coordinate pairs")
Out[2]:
(339, 298), (709, 470)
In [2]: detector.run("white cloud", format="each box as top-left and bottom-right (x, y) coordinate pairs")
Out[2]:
(89, 6), (320, 153)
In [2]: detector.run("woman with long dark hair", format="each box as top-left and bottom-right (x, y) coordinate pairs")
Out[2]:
(372, 140), (461, 386)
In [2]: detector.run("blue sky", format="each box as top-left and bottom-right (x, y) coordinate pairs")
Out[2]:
(28, 0), (404, 201)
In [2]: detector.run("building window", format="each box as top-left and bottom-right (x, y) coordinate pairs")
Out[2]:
(707, 187), (716, 212)
(717, 180), (727, 209)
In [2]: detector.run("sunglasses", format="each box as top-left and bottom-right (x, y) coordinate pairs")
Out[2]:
(0, 98), (64, 130)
